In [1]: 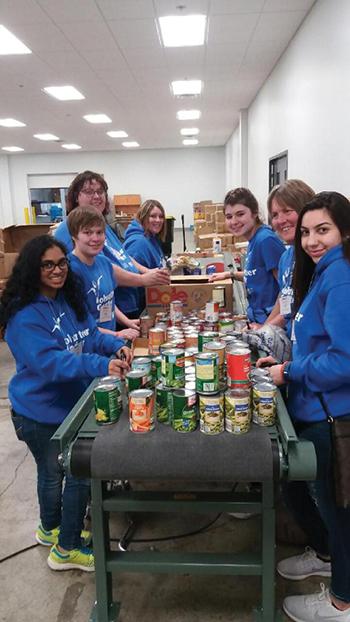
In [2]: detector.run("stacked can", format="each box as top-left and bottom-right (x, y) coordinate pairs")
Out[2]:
(226, 343), (251, 389)
(128, 389), (154, 433)
(94, 378), (122, 425)
(224, 388), (251, 434)
(203, 340), (226, 382)
(212, 285), (225, 308)
(131, 357), (152, 386)
(140, 314), (154, 337)
(170, 300), (183, 326)
(218, 312), (234, 334)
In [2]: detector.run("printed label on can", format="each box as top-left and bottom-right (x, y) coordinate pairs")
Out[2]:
(195, 353), (219, 393)
(172, 389), (197, 432)
(253, 383), (277, 427)
(226, 347), (251, 388)
(225, 390), (251, 434)
(156, 384), (172, 424)
(94, 383), (121, 425)
(199, 393), (224, 434)
(161, 349), (185, 388)
(128, 389), (154, 433)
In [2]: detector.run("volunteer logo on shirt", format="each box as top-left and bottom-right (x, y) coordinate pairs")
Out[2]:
(87, 275), (103, 297)
(295, 312), (304, 322)
(87, 273), (114, 311)
(51, 312), (65, 333)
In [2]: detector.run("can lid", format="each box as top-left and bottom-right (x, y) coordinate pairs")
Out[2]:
(129, 389), (154, 397)
(99, 376), (121, 384)
(254, 382), (276, 390)
(173, 388), (196, 397)
(203, 340), (225, 349)
(162, 348), (185, 355)
(195, 352), (219, 360)
(126, 370), (147, 378)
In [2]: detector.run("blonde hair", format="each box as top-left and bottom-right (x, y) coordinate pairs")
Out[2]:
(137, 199), (167, 242)
(267, 179), (315, 217)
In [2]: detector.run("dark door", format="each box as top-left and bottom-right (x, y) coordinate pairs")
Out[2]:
(269, 151), (288, 191)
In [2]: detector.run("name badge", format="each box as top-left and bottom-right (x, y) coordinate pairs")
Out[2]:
(280, 295), (292, 316)
(99, 302), (113, 323)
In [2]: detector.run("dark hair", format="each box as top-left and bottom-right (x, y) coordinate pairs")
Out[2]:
(267, 179), (315, 217)
(0, 235), (87, 331)
(224, 187), (262, 225)
(293, 191), (350, 311)
(66, 170), (109, 215)
(67, 206), (106, 239)
(137, 199), (167, 242)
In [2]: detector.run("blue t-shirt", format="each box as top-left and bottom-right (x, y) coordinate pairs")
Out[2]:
(69, 254), (116, 331)
(244, 225), (285, 323)
(278, 246), (295, 338)
(54, 220), (140, 315)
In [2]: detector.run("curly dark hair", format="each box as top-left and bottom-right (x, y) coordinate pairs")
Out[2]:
(0, 235), (87, 332)
(66, 170), (109, 215)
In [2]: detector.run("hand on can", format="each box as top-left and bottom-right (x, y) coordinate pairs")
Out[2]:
(116, 328), (139, 341)
(108, 358), (129, 378)
(256, 355), (277, 368)
(117, 346), (133, 365)
(268, 364), (284, 386)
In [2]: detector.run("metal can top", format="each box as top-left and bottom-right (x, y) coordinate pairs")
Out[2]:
(226, 344), (251, 354)
(133, 357), (152, 364)
(200, 331), (220, 337)
(151, 355), (162, 362)
(225, 388), (250, 397)
(98, 376), (121, 385)
(195, 352), (219, 361)
(126, 370), (147, 378)
(95, 382), (116, 391)
(162, 348), (185, 356)
(173, 388), (196, 398)
(149, 327), (166, 334)
(254, 382), (276, 391)
(203, 340), (225, 350)
(129, 389), (154, 398)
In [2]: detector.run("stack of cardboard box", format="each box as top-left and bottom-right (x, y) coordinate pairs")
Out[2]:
(193, 201), (236, 251)
(113, 194), (141, 220)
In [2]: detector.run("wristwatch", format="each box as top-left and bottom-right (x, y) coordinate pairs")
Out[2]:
(229, 267), (236, 281)
(282, 362), (291, 383)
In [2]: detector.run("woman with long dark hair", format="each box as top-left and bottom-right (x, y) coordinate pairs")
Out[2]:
(0, 235), (129, 572)
(269, 192), (350, 621)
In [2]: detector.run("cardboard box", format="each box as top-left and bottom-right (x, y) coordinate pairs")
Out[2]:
(0, 224), (51, 253)
(146, 276), (233, 315)
(114, 194), (141, 206)
(114, 205), (139, 217)
(133, 337), (149, 357)
(0, 252), (18, 278)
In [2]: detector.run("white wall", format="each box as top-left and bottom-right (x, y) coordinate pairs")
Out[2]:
(225, 126), (240, 191)
(225, 0), (350, 216)
(1, 147), (225, 228)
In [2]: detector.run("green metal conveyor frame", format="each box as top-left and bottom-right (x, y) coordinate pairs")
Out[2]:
(52, 380), (316, 622)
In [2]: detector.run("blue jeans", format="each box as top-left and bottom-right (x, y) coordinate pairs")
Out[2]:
(12, 413), (90, 551)
(284, 419), (350, 603)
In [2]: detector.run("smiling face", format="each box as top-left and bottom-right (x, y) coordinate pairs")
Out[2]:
(300, 208), (342, 263)
(39, 246), (68, 298)
(224, 203), (258, 240)
(77, 179), (107, 214)
(145, 206), (165, 236)
(73, 224), (106, 263)
(270, 198), (299, 244)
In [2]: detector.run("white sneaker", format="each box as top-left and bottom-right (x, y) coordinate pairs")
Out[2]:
(283, 583), (350, 622)
(278, 546), (331, 580)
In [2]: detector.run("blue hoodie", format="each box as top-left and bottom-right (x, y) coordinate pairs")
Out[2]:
(69, 253), (117, 331)
(244, 225), (285, 323)
(278, 245), (295, 338)
(288, 245), (350, 423)
(54, 220), (140, 315)
(123, 219), (164, 269)
(6, 293), (125, 424)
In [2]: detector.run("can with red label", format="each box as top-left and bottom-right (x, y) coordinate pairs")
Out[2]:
(205, 301), (219, 322)
(226, 345), (251, 389)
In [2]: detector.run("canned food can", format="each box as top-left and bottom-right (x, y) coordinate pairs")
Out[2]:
(206, 264), (216, 275)
(151, 356), (162, 383)
(160, 341), (177, 353)
(250, 367), (272, 384)
(185, 332), (199, 348)
(225, 388), (251, 434)
(132, 357), (152, 377)
(148, 327), (166, 355)
(172, 389), (197, 432)
(218, 317), (234, 334)
(253, 382), (277, 427)
(156, 383), (173, 424)
(213, 285), (225, 308)
(184, 347), (199, 362)
(198, 331), (220, 352)
(126, 370), (149, 392)
(94, 382), (121, 425)
(195, 352), (219, 393)
(172, 337), (186, 350)
(203, 340), (226, 381)
(156, 312), (168, 323)
(203, 321), (219, 332)
(161, 348), (185, 388)
(170, 300), (183, 325)
(226, 345), (251, 389)
(140, 314), (154, 337)
(99, 376), (123, 411)
(129, 389), (155, 433)
(185, 380), (196, 392)
(199, 392), (224, 434)
(234, 319), (248, 331)
(205, 301), (219, 322)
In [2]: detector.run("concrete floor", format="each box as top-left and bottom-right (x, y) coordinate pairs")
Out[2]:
(0, 232), (327, 621)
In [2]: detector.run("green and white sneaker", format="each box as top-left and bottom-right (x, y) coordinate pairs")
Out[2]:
(47, 545), (95, 572)
(35, 524), (92, 547)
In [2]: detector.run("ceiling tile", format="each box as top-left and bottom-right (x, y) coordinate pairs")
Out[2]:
(60, 20), (117, 51)
(210, 0), (264, 14)
(108, 18), (160, 49)
(36, 0), (102, 22)
(208, 13), (260, 45)
(97, 0), (155, 20)
(263, 0), (315, 12)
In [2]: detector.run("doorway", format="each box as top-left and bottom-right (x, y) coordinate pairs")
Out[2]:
(269, 151), (288, 191)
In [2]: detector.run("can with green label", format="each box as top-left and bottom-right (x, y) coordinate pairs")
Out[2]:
(156, 383), (173, 424)
(151, 355), (162, 384)
(172, 389), (197, 432)
(126, 370), (148, 392)
(161, 349), (185, 388)
(195, 352), (219, 393)
(198, 331), (220, 352)
(94, 381), (121, 425)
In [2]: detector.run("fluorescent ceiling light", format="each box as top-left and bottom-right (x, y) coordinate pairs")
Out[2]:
(122, 141), (139, 148)
(183, 139), (198, 146)
(171, 80), (202, 97)
(2, 145), (24, 152)
(43, 86), (85, 101)
(176, 109), (201, 121)
(33, 133), (59, 141)
(61, 143), (81, 150)
(83, 114), (112, 124)
(107, 130), (128, 138)
(0, 25), (31, 55)
(0, 118), (26, 127)
(180, 127), (199, 136)
(158, 15), (206, 47)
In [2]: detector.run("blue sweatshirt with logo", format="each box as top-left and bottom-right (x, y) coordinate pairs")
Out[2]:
(278, 245), (295, 338)
(123, 219), (164, 269)
(244, 225), (285, 323)
(6, 293), (125, 424)
(69, 254), (117, 331)
(54, 220), (140, 315)
(288, 245), (350, 423)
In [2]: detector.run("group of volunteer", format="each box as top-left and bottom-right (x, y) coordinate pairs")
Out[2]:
(1, 170), (350, 622)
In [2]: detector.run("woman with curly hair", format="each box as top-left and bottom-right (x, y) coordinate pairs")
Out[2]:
(0, 235), (129, 572)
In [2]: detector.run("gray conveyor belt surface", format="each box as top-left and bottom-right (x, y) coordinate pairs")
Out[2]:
(90, 411), (273, 481)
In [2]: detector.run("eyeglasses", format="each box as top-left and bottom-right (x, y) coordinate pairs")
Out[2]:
(80, 188), (105, 197)
(40, 258), (69, 272)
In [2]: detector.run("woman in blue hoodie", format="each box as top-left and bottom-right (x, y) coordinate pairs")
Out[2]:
(0, 236), (129, 573)
(269, 193), (350, 622)
(123, 199), (166, 269)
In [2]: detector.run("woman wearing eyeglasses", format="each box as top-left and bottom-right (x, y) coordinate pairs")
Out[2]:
(54, 171), (169, 323)
(0, 235), (130, 573)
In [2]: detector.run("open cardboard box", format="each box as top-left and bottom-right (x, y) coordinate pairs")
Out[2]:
(132, 337), (149, 358)
(0, 224), (51, 278)
(146, 275), (233, 316)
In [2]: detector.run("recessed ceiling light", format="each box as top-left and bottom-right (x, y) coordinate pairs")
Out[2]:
(122, 141), (140, 148)
(0, 118), (26, 127)
(171, 80), (202, 97)
(180, 127), (199, 136)
(183, 139), (198, 146)
(2, 146), (24, 152)
(0, 25), (31, 55)
(83, 114), (112, 124)
(43, 86), (85, 101)
(61, 143), (82, 150)
(158, 15), (207, 47)
(176, 109), (201, 121)
(107, 130), (128, 138)
(33, 133), (60, 141)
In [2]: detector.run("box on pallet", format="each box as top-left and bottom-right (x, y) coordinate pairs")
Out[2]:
(146, 275), (233, 315)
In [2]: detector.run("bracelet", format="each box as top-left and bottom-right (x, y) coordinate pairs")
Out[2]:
(281, 361), (291, 383)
